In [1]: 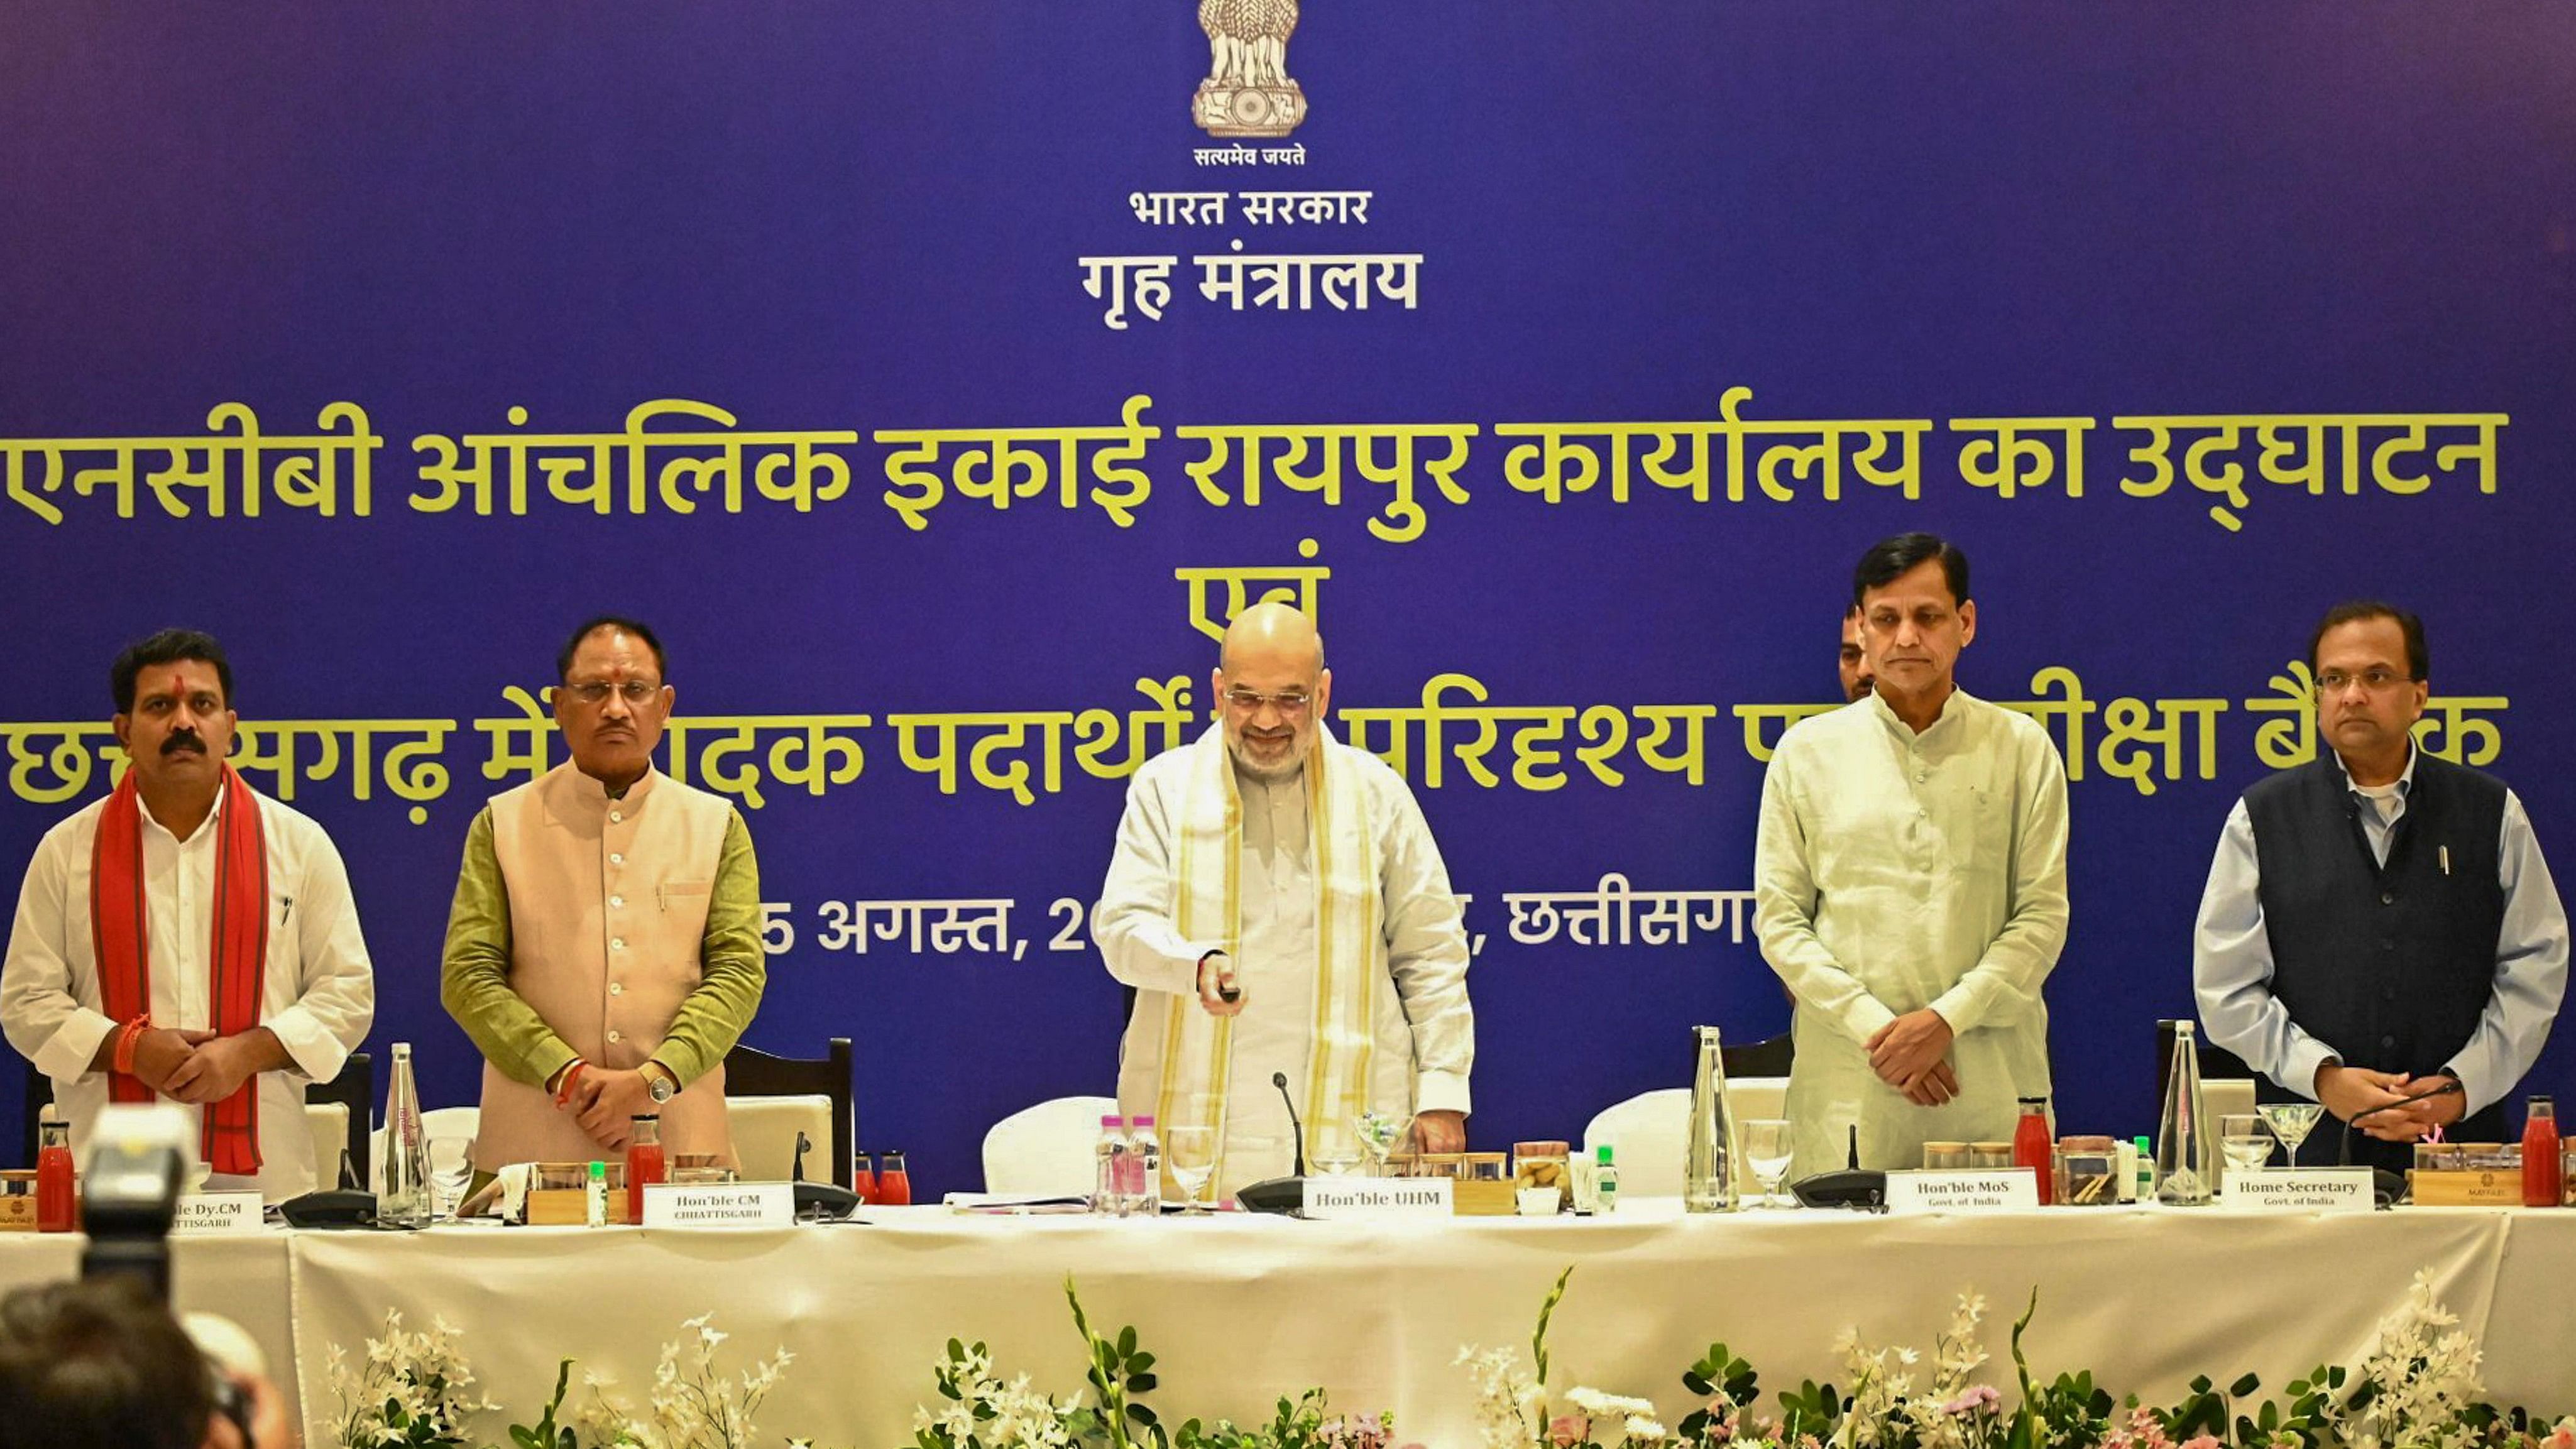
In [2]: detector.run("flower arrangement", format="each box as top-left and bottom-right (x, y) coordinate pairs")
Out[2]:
(1455, 1267), (1667, 1449)
(327, 1311), (832, 1449)
(327, 1309), (500, 1449)
(906, 1278), (1412, 1449)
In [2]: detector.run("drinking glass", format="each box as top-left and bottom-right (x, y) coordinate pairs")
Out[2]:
(2218, 1114), (2272, 1187)
(1740, 1118), (1794, 1208)
(1356, 1110), (1416, 1174)
(1165, 1125), (1219, 1213)
(426, 1135), (474, 1220)
(2256, 1102), (2324, 1166)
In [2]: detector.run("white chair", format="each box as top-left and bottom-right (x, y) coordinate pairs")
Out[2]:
(728, 1094), (835, 1182)
(370, 1106), (481, 1192)
(982, 1095), (1118, 1195)
(1581, 1080), (1790, 1198)
(2205, 1078), (2257, 1123)
(305, 1103), (352, 1188)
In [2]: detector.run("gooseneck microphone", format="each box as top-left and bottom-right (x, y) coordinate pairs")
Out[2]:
(1273, 1071), (1308, 1176)
(1236, 1073), (1310, 1214)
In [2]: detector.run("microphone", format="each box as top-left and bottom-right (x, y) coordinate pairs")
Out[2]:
(1236, 1072), (1308, 1215)
(1273, 1071), (1308, 1176)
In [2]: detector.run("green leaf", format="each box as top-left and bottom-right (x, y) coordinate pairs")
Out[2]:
(1129, 1373), (1159, 1394)
(1119, 1325), (1139, 1357)
(2228, 1372), (2261, 1399)
(1127, 1351), (1156, 1373)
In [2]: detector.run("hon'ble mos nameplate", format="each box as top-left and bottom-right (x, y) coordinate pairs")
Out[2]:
(1883, 1169), (2042, 1214)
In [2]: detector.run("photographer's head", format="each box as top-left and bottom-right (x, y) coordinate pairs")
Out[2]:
(0, 1276), (212, 1449)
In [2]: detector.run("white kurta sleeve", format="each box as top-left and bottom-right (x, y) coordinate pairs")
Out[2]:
(1928, 721), (2069, 1035)
(258, 812), (375, 1084)
(1, 823), (118, 1082)
(1378, 774), (1472, 1114)
(1094, 763), (1226, 998)
(1753, 742), (1897, 1045)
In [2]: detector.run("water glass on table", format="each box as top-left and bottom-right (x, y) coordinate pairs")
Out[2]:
(426, 1135), (473, 1220)
(2218, 1114), (2273, 1188)
(1741, 1119), (1794, 1207)
(1165, 1125), (1219, 1213)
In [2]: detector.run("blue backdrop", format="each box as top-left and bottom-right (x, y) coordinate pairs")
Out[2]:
(4, 3), (2570, 1195)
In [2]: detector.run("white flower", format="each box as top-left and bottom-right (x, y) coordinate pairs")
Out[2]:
(1623, 1414), (1669, 1443)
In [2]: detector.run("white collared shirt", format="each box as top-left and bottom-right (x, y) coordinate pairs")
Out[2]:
(2, 787), (376, 1200)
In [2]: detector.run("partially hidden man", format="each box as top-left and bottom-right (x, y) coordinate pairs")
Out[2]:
(2194, 601), (2567, 1173)
(1095, 603), (1475, 1196)
(1755, 534), (2071, 1176)
(442, 617), (765, 1172)
(1, 630), (375, 1201)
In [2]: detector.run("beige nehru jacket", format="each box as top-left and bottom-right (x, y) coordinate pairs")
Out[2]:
(474, 765), (737, 1170)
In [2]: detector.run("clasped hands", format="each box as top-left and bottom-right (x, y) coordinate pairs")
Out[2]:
(2316, 1063), (2465, 1142)
(129, 1026), (275, 1105)
(1866, 1008), (1960, 1107)
(554, 1065), (663, 1152)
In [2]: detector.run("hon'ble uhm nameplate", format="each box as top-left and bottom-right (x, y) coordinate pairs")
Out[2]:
(1302, 1177), (1454, 1219)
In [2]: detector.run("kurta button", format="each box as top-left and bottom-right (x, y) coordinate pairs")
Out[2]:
(610, 853), (624, 866)
(610, 810), (623, 823)
(610, 982), (624, 996)
(611, 937), (627, 951)
(2379, 892), (2395, 905)
(608, 1029), (622, 1043)
(2379, 1035), (2396, 1048)
(610, 895), (625, 909)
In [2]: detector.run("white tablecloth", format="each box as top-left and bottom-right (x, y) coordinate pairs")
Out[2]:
(282, 1203), (2574, 1446)
(6, 1205), (2570, 1447)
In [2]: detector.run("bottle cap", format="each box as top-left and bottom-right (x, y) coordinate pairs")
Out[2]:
(2134, 1135), (2151, 1151)
(2532, 1095), (2555, 1107)
(588, 1161), (606, 1179)
(1596, 1144), (1614, 1164)
(1132, 1115), (1155, 1128)
(2017, 1096), (2048, 1107)
(1100, 1115), (1124, 1129)
(632, 1113), (659, 1124)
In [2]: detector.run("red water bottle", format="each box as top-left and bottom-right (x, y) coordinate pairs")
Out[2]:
(2013, 1096), (2054, 1206)
(2523, 1096), (2560, 1208)
(36, 1121), (76, 1233)
(852, 1151), (879, 1205)
(877, 1149), (912, 1206)
(625, 1115), (666, 1223)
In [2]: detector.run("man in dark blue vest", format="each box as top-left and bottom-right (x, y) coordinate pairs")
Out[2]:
(2193, 602), (2567, 1173)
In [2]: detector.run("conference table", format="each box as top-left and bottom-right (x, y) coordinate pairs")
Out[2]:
(3, 1202), (2570, 1445)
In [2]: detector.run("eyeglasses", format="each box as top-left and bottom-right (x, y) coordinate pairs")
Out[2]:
(561, 680), (664, 706)
(1222, 686), (1313, 715)
(2315, 668), (2414, 695)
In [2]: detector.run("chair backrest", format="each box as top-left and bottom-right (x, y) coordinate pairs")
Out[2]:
(1721, 1033), (1794, 1080)
(310, 1051), (373, 1189)
(982, 1095), (1118, 1195)
(1581, 1081), (1787, 1198)
(723, 1039), (854, 1188)
(730, 1095), (835, 1183)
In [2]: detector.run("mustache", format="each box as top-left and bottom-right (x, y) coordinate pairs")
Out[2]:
(161, 733), (207, 756)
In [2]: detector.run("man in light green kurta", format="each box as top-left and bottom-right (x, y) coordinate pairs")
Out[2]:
(1755, 535), (2069, 1177)
(441, 617), (764, 1171)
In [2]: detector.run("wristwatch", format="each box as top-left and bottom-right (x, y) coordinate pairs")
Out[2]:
(645, 1064), (677, 1105)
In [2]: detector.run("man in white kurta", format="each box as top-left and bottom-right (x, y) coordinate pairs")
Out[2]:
(2, 633), (375, 1201)
(1096, 604), (1474, 1196)
(1755, 537), (2069, 1177)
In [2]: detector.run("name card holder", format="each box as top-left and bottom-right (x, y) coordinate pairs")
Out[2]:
(172, 1191), (266, 1235)
(640, 1182), (794, 1228)
(1302, 1178), (1454, 1220)
(2222, 1168), (2375, 1213)
(1884, 1168), (2041, 1213)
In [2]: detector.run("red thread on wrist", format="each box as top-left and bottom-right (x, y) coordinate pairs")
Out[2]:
(554, 1059), (589, 1108)
(112, 1017), (151, 1076)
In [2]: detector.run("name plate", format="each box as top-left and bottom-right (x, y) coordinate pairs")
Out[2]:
(640, 1182), (793, 1228)
(1301, 1177), (1454, 1219)
(1885, 1169), (2041, 1213)
(171, 1192), (266, 1235)
(2224, 1168), (2375, 1213)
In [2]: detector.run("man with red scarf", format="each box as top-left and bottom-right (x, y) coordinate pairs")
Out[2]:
(2, 630), (375, 1201)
